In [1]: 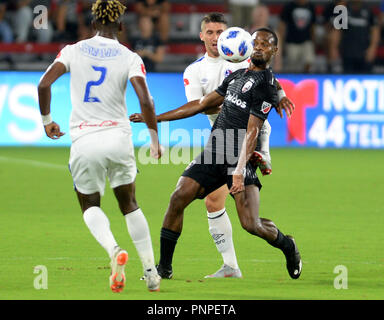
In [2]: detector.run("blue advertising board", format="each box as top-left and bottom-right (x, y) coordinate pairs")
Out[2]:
(0, 71), (383, 148)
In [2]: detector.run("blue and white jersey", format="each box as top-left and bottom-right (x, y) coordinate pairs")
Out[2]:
(54, 35), (146, 142)
(183, 53), (249, 126)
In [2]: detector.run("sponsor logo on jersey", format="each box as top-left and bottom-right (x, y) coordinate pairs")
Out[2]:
(261, 101), (272, 114)
(241, 78), (254, 93)
(225, 92), (247, 109)
(184, 78), (189, 86)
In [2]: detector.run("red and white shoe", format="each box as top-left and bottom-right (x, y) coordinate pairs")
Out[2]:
(251, 150), (272, 176)
(109, 248), (129, 293)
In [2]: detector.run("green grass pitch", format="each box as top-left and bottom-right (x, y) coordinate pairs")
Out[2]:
(0, 146), (383, 300)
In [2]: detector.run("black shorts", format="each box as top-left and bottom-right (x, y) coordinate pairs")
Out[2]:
(182, 151), (262, 199)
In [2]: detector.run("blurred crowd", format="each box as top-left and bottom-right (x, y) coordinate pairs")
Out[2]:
(0, 0), (383, 73)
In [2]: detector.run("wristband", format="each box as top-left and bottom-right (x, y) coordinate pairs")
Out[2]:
(277, 89), (286, 101)
(42, 114), (52, 126)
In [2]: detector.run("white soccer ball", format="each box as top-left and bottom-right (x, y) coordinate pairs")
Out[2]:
(218, 27), (253, 63)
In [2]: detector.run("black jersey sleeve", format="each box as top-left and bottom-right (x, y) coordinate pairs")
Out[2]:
(215, 69), (245, 97)
(249, 70), (278, 121)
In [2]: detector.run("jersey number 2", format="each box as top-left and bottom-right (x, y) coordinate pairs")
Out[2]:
(83, 66), (106, 103)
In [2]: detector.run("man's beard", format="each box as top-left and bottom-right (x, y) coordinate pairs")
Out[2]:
(251, 56), (266, 66)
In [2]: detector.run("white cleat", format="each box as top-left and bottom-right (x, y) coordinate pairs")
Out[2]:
(144, 269), (161, 292)
(109, 247), (129, 293)
(204, 264), (243, 278)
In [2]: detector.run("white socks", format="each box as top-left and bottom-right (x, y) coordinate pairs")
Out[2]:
(83, 206), (118, 259)
(125, 208), (156, 273)
(258, 120), (271, 153)
(83, 206), (156, 274)
(207, 208), (239, 270)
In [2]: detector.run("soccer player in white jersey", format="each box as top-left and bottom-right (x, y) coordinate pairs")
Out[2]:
(37, 0), (162, 293)
(130, 13), (294, 279)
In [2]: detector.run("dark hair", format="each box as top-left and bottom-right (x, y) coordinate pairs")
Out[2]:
(201, 12), (228, 31)
(254, 27), (278, 46)
(92, 0), (126, 25)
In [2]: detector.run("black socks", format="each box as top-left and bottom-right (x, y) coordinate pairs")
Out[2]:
(268, 229), (294, 256)
(159, 228), (181, 268)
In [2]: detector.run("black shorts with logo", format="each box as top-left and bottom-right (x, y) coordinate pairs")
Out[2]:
(182, 151), (262, 199)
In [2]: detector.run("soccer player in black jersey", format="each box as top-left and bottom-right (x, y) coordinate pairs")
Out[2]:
(155, 28), (301, 280)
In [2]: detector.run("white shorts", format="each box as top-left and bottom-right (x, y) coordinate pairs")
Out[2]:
(69, 128), (137, 196)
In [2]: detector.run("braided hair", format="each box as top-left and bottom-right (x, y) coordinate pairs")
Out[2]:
(91, 0), (126, 25)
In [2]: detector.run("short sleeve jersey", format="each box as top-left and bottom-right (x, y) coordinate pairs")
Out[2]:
(54, 35), (147, 142)
(205, 68), (278, 158)
(183, 53), (249, 126)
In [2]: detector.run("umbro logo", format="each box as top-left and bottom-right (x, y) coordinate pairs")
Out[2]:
(211, 233), (224, 241)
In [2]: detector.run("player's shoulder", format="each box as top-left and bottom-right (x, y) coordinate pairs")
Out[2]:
(184, 55), (206, 74)
(228, 67), (248, 80)
(248, 68), (275, 83)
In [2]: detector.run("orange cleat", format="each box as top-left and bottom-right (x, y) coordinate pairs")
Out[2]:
(109, 248), (128, 293)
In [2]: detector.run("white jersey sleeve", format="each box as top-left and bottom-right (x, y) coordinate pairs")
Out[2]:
(128, 53), (146, 80)
(183, 64), (204, 102)
(54, 44), (74, 72)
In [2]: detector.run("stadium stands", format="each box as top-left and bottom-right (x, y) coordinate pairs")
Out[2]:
(0, 0), (383, 72)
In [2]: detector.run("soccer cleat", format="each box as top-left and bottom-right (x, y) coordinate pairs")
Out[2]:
(156, 264), (173, 279)
(204, 264), (243, 278)
(251, 150), (272, 176)
(285, 236), (302, 279)
(144, 269), (161, 292)
(109, 248), (129, 293)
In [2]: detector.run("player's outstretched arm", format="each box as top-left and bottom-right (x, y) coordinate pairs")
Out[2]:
(230, 115), (264, 195)
(276, 96), (295, 119)
(38, 62), (66, 139)
(275, 79), (294, 119)
(130, 76), (162, 159)
(129, 91), (224, 123)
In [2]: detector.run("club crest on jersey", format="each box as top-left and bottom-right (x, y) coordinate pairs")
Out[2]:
(261, 101), (272, 114)
(241, 78), (254, 93)
(225, 69), (232, 78)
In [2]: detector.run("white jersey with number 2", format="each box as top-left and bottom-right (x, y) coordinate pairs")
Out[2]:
(54, 35), (146, 142)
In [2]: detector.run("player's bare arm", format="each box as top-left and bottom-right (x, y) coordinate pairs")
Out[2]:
(38, 62), (67, 139)
(130, 76), (162, 159)
(130, 90), (224, 123)
(275, 79), (294, 118)
(230, 114), (264, 195)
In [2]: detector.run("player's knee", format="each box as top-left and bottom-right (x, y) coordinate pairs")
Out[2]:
(205, 191), (226, 212)
(239, 216), (255, 234)
(119, 198), (138, 215)
(239, 215), (264, 237)
(169, 189), (188, 213)
(205, 196), (225, 213)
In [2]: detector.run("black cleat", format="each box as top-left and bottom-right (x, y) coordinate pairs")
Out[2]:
(285, 236), (302, 279)
(156, 264), (173, 279)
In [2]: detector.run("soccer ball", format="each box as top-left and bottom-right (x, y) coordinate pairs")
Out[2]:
(218, 27), (253, 63)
